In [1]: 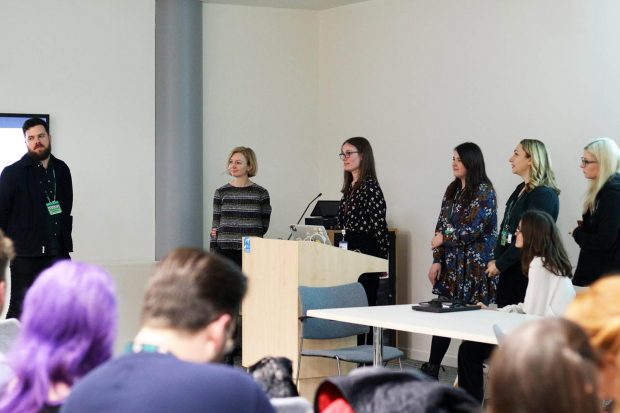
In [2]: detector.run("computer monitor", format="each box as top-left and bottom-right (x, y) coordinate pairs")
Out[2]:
(309, 200), (339, 217)
(0, 113), (50, 171)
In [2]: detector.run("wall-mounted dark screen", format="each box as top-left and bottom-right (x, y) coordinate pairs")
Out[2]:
(0, 113), (50, 171)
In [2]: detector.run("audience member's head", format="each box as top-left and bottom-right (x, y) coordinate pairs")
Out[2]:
(0, 230), (15, 310)
(138, 247), (247, 363)
(0, 261), (116, 413)
(566, 275), (620, 403)
(488, 318), (600, 413)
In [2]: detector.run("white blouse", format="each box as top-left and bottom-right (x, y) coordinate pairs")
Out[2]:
(500, 257), (575, 316)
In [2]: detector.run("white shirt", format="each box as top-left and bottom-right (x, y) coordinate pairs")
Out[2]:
(501, 257), (575, 316)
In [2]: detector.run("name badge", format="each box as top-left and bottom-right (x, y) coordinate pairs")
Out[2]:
(339, 241), (348, 250)
(46, 200), (62, 216)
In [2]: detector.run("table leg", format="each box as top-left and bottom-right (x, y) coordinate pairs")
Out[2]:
(373, 326), (383, 366)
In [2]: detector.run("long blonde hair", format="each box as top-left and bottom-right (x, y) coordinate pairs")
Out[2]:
(521, 139), (560, 194)
(582, 138), (620, 214)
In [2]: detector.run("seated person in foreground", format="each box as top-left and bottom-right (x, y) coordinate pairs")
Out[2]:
(0, 230), (19, 388)
(315, 367), (479, 413)
(0, 260), (117, 413)
(493, 209), (575, 315)
(565, 276), (620, 412)
(487, 318), (600, 413)
(61, 248), (275, 413)
(458, 210), (576, 403)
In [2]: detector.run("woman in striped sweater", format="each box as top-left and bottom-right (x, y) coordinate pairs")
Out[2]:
(210, 146), (271, 268)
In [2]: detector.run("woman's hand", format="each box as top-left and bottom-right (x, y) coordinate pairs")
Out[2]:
(476, 302), (488, 309)
(427, 263), (441, 286)
(431, 232), (444, 248)
(210, 227), (217, 238)
(486, 260), (500, 276)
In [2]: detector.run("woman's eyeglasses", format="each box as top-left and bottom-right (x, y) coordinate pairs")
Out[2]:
(339, 151), (360, 159)
(580, 157), (598, 166)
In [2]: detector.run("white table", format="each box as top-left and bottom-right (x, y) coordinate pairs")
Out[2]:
(307, 304), (538, 365)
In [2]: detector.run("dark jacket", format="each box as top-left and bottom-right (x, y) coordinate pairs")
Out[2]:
(315, 368), (480, 413)
(495, 183), (559, 307)
(573, 173), (620, 286)
(0, 154), (73, 256)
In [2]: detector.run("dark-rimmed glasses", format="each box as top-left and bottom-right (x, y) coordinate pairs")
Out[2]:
(339, 151), (359, 160)
(580, 157), (598, 166)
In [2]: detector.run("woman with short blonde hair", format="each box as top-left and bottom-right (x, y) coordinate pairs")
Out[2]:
(210, 147), (271, 268)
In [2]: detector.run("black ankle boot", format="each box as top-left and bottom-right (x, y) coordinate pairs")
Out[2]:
(420, 362), (441, 380)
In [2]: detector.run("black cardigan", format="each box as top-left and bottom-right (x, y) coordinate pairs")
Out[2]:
(573, 173), (620, 286)
(495, 183), (559, 306)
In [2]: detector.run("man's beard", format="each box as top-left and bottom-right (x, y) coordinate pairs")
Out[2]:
(28, 144), (51, 161)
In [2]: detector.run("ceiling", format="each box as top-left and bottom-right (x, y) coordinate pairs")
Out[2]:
(202, 0), (370, 10)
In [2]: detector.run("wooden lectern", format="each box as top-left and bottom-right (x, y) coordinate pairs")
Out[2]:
(241, 237), (388, 397)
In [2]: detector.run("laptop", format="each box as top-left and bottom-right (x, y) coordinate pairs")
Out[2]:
(412, 299), (481, 313)
(289, 224), (332, 246)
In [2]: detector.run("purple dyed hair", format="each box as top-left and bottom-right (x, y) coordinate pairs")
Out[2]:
(0, 260), (117, 413)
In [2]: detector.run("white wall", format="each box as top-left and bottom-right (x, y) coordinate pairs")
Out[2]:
(0, 0), (156, 263)
(203, 5), (320, 240)
(318, 0), (620, 362)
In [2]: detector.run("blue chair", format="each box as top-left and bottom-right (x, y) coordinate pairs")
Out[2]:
(296, 282), (403, 384)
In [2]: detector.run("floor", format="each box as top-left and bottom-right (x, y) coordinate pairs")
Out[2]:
(388, 358), (458, 385)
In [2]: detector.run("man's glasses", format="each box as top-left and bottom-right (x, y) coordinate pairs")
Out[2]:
(339, 151), (360, 159)
(580, 157), (598, 166)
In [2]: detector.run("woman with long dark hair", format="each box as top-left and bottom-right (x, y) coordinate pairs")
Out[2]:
(338, 137), (388, 260)
(572, 137), (620, 286)
(0, 261), (116, 413)
(500, 209), (575, 316)
(338, 137), (388, 322)
(458, 139), (561, 403)
(421, 142), (497, 379)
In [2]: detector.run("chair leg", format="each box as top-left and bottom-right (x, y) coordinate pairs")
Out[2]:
(336, 357), (341, 376)
(398, 357), (402, 371)
(296, 337), (304, 386)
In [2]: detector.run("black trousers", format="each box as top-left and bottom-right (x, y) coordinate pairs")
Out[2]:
(457, 340), (495, 403)
(428, 335), (451, 365)
(215, 248), (242, 269)
(8, 254), (70, 320)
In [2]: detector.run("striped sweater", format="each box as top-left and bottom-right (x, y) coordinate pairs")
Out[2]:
(210, 183), (271, 251)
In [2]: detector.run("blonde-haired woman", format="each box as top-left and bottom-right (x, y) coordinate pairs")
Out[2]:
(210, 146), (271, 268)
(565, 276), (620, 411)
(572, 137), (620, 286)
(459, 139), (561, 403)
(487, 139), (561, 307)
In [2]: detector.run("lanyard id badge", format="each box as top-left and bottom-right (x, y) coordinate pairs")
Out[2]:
(46, 200), (62, 216)
(500, 226), (512, 246)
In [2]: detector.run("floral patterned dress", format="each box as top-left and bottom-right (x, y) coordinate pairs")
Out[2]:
(432, 182), (498, 304)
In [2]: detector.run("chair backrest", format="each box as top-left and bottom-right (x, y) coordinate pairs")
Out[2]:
(270, 396), (312, 413)
(492, 324), (505, 343)
(299, 282), (369, 339)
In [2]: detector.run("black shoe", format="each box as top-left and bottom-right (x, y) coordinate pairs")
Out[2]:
(420, 362), (442, 380)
